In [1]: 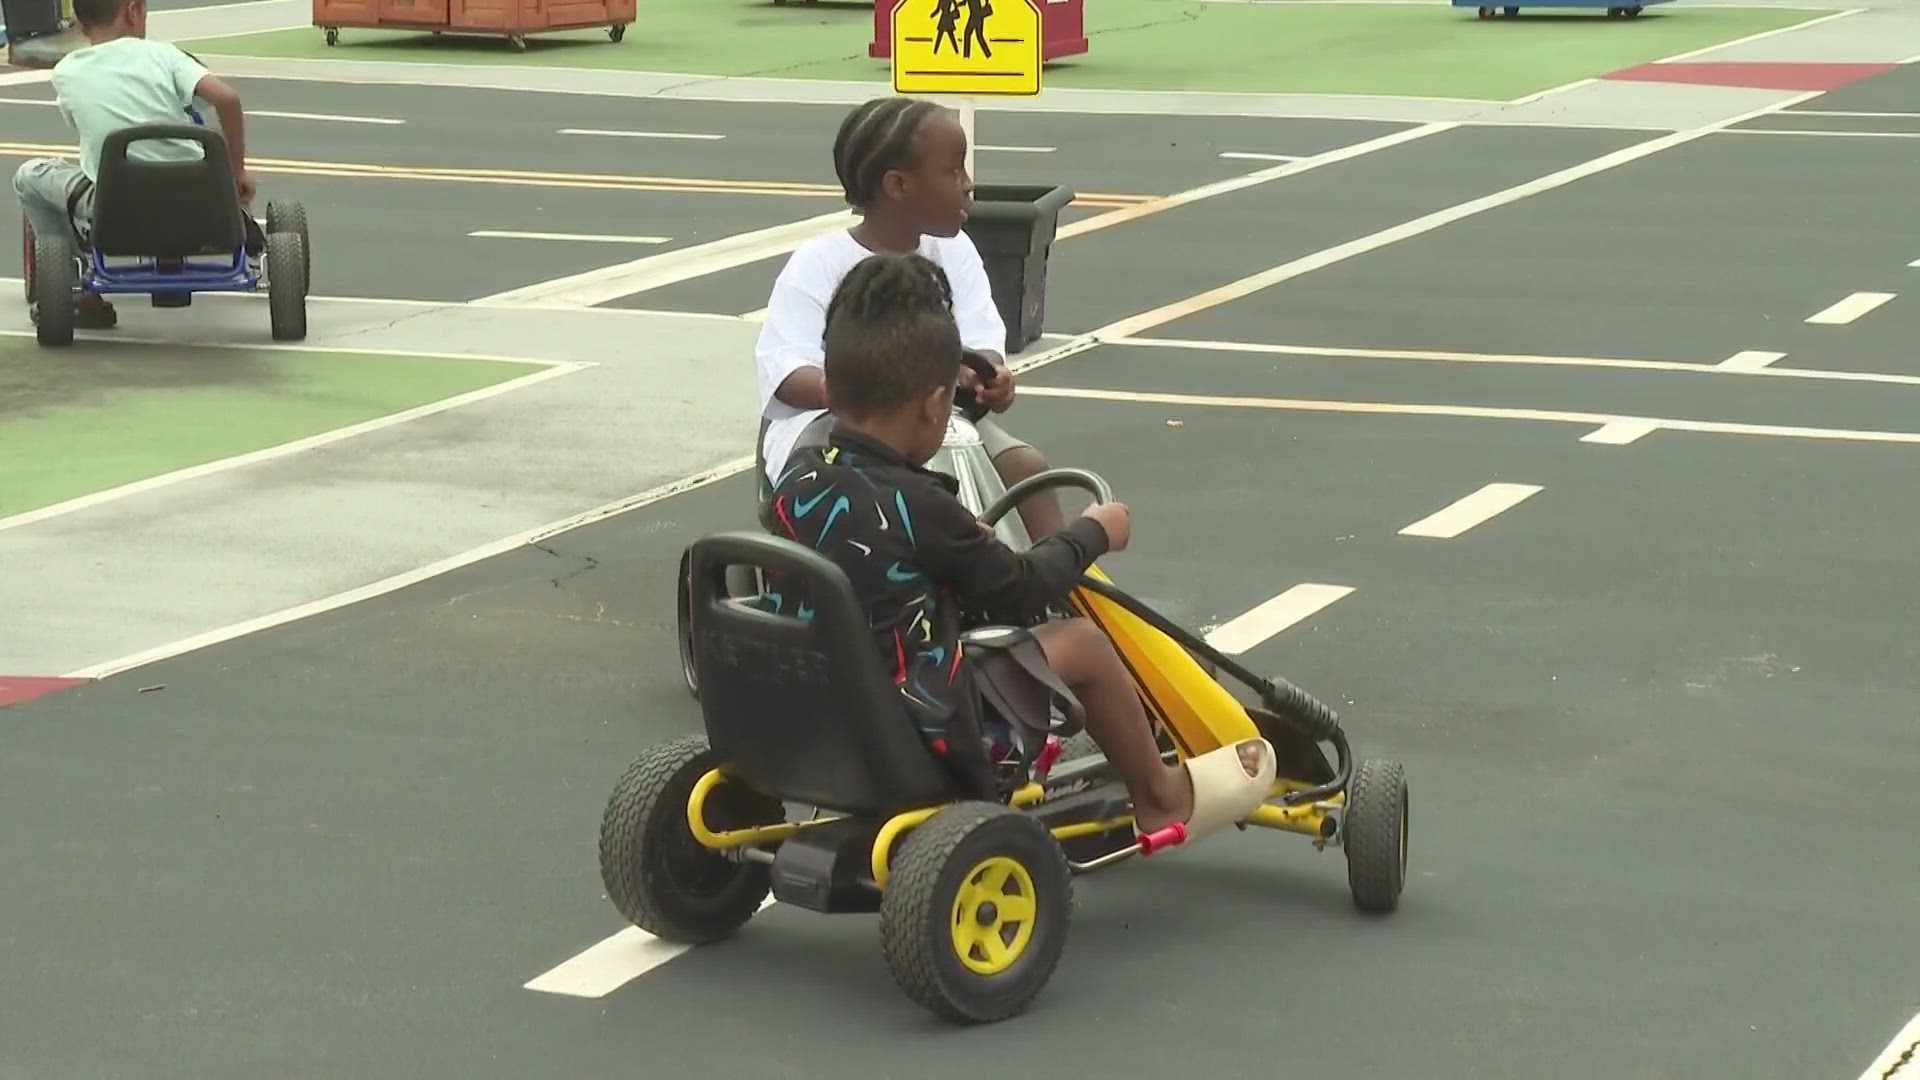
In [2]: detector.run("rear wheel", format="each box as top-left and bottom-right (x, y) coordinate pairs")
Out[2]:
(879, 802), (1072, 1023)
(598, 735), (785, 943)
(32, 232), (78, 347)
(21, 216), (33, 301)
(266, 231), (307, 341)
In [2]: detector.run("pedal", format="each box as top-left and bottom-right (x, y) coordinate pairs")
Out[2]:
(1136, 822), (1187, 856)
(1032, 735), (1064, 780)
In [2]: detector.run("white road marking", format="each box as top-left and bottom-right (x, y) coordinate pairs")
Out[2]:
(1806, 292), (1895, 325)
(476, 209), (856, 308)
(1581, 421), (1660, 446)
(1219, 151), (1303, 162)
(1204, 584), (1355, 655)
(468, 230), (672, 244)
(740, 307), (770, 322)
(1112, 335), (1920, 389)
(1090, 90), (1823, 342)
(1399, 483), (1542, 539)
(1022, 385), (1920, 451)
(977, 143), (1056, 153)
(1855, 1011), (1920, 1080)
(253, 109), (404, 124)
(525, 897), (778, 998)
(482, 122), (1455, 308)
(61, 452), (751, 680)
(0, 355), (590, 538)
(1721, 128), (1920, 139)
(559, 127), (725, 140)
(1717, 349), (1785, 370)
(1795, 109), (1920, 117)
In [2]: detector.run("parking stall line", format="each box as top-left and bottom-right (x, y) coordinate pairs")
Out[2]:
(1806, 292), (1895, 325)
(1203, 584), (1355, 655)
(1398, 483), (1542, 539)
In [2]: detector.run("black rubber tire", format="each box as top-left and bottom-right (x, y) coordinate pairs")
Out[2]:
(32, 232), (77, 348)
(598, 735), (785, 944)
(324, 26), (339, 45)
(1343, 758), (1409, 915)
(879, 802), (1072, 1024)
(21, 216), (33, 302)
(609, 23), (625, 40)
(677, 549), (700, 700)
(266, 231), (307, 341)
(265, 201), (310, 285)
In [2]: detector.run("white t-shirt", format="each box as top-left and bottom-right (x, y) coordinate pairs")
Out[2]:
(755, 229), (1007, 482)
(52, 37), (210, 181)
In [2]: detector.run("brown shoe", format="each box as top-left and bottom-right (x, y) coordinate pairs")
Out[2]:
(75, 293), (117, 329)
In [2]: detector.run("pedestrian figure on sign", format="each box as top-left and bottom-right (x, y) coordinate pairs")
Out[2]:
(931, 0), (960, 54)
(962, 0), (992, 58)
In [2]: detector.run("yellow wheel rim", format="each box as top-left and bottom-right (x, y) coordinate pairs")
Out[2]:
(949, 855), (1038, 976)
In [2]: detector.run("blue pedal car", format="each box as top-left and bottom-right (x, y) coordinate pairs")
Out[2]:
(24, 119), (309, 347)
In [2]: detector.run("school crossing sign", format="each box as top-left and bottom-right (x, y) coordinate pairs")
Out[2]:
(891, 0), (1043, 96)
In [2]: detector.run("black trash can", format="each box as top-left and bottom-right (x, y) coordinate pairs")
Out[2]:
(961, 183), (1074, 355)
(2, 0), (65, 42)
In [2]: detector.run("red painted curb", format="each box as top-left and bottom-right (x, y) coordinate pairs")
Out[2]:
(0, 677), (90, 709)
(1604, 61), (1897, 92)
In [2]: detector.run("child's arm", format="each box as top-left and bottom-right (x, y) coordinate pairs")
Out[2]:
(914, 488), (1114, 621)
(755, 259), (830, 413)
(943, 235), (1015, 408)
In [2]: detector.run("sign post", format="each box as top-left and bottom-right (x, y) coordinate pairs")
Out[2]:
(891, 0), (1044, 176)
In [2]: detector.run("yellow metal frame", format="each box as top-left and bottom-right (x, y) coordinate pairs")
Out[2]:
(683, 565), (1343, 891)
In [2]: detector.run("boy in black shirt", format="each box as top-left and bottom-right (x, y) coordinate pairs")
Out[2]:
(767, 252), (1275, 848)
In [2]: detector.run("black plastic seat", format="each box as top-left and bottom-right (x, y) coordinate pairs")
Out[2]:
(686, 532), (964, 816)
(89, 124), (243, 258)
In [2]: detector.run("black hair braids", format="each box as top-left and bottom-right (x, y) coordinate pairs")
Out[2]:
(832, 96), (945, 209)
(821, 253), (963, 418)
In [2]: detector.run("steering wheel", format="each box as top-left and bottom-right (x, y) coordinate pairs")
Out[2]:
(952, 349), (999, 424)
(978, 467), (1113, 528)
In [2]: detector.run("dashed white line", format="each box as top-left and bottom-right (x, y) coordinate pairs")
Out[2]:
(468, 230), (672, 245)
(1581, 420), (1660, 446)
(525, 897), (778, 998)
(1219, 151), (1304, 163)
(1717, 349), (1785, 370)
(1203, 584), (1355, 655)
(1806, 292), (1895, 325)
(560, 127), (726, 141)
(977, 143), (1056, 153)
(1399, 483), (1542, 539)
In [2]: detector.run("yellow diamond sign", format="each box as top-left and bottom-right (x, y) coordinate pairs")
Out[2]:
(891, 0), (1043, 97)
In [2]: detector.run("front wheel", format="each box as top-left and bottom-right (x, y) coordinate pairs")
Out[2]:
(1342, 758), (1408, 914)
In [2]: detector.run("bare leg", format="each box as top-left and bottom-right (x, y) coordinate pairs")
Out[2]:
(993, 445), (1067, 539)
(1032, 619), (1192, 833)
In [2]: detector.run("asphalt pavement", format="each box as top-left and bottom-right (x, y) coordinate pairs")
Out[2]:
(3, 51), (1918, 1080)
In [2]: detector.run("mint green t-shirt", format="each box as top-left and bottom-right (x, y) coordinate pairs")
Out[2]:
(50, 37), (210, 182)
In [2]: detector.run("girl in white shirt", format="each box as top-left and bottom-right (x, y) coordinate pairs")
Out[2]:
(754, 95), (1065, 539)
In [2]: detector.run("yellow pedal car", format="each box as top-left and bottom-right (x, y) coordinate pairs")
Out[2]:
(601, 470), (1409, 1023)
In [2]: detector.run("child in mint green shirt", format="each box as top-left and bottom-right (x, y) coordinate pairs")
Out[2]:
(12, 0), (253, 329)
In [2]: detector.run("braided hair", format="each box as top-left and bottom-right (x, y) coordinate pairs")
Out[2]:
(832, 96), (946, 210)
(822, 253), (961, 418)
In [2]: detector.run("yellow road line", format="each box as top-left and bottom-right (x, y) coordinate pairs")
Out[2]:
(0, 141), (1151, 207)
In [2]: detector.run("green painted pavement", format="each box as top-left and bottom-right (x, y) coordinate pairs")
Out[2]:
(0, 341), (537, 518)
(186, 0), (1818, 101)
